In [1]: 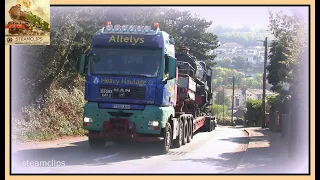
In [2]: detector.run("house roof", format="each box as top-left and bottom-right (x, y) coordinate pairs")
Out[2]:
(246, 88), (275, 95)
(216, 88), (277, 98)
(221, 43), (244, 48)
(233, 109), (246, 117)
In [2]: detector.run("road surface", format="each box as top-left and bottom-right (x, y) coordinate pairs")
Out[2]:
(11, 126), (249, 174)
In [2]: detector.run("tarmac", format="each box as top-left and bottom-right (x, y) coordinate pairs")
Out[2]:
(232, 127), (309, 174)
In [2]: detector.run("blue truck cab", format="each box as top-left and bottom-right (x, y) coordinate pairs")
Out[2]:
(78, 22), (178, 151)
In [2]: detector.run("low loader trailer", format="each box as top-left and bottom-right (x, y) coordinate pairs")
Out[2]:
(78, 21), (216, 154)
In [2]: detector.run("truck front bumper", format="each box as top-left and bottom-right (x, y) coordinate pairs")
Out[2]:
(85, 118), (164, 142)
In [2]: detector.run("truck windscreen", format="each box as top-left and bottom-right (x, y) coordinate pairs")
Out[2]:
(90, 46), (162, 77)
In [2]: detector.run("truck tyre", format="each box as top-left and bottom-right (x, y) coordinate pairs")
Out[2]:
(173, 121), (183, 148)
(207, 120), (212, 132)
(161, 123), (172, 154)
(182, 120), (188, 145)
(209, 120), (213, 132)
(190, 117), (194, 139)
(187, 120), (192, 143)
(212, 120), (216, 130)
(88, 137), (106, 150)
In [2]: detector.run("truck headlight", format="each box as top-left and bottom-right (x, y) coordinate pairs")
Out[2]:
(148, 121), (160, 127)
(83, 117), (93, 123)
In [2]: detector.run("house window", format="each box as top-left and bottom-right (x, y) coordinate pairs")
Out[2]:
(257, 94), (262, 100)
(236, 98), (240, 106)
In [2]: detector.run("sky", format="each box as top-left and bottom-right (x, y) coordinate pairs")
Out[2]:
(174, 6), (309, 30)
(5, 4), (308, 31)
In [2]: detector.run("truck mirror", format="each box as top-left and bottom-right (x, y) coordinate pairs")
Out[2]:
(168, 55), (176, 80)
(79, 54), (86, 75)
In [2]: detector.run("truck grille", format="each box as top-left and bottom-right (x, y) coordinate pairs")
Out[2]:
(109, 118), (128, 134)
(99, 86), (146, 100)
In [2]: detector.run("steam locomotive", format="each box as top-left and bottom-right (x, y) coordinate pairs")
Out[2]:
(5, 4), (50, 35)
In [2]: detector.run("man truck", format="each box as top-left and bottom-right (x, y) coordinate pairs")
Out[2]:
(78, 21), (216, 154)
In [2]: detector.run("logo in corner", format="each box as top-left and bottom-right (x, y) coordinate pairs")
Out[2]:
(7, 37), (13, 43)
(93, 77), (99, 84)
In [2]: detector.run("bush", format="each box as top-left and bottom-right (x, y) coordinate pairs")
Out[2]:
(216, 117), (235, 126)
(246, 99), (262, 127)
(12, 86), (87, 142)
(234, 117), (244, 125)
(211, 104), (228, 119)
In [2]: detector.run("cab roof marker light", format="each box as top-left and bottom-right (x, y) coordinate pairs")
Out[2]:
(129, 25), (135, 32)
(144, 26), (151, 33)
(121, 25), (128, 32)
(114, 24), (121, 32)
(105, 21), (112, 25)
(153, 22), (159, 30)
(106, 24), (113, 31)
(136, 25), (143, 33)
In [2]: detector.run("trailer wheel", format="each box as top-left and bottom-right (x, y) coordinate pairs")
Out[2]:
(161, 123), (172, 154)
(182, 120), (188, 145)
(190, 117), (194, 139)
(88, 137), (106, 150)
(173, 120), (183, 148)
(187, 119), (192, 143)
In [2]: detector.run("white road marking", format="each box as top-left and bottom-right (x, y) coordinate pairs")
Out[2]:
(93, 151), (123, 162)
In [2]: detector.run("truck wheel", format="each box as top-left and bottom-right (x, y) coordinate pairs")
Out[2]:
(182, 121), (188, 145)
(207, 120), (212, 132)
(161, 123), (172, 154)
(212, 121), (216, 130)
(88, 137), (106, 150)
(190, 118), (194, 139)
(187, 120), (192, 143)
(209, 120), (214, 132)
(173, 121), (183, 148)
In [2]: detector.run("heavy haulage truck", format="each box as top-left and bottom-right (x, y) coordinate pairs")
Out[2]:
(78, 21), (216, 154)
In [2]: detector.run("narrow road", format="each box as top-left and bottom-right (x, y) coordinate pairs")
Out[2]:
(11, 127), (249, 174)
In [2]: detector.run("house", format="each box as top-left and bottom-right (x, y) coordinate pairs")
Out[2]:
(245, 89), (275, 101)
(223, 89), (246, 109)
(232, 109), (246, 119)
(214, 88), (277, 109)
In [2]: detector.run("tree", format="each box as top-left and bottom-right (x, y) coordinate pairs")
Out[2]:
(266, 9), (308, 170)
(266, 10), (307, 97)
(211, 67), (262, 91)
(233, 56), (246, 70)
(219, 57), (232, 68)
(215, 87), (230, 106)
(12, 7), (221, 110)
(246, 99), (263, 127)
(211, 104), (229, 119)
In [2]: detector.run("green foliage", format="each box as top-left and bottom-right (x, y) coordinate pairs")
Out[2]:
(12, 84), (87, 142)
(266, 10), (308, 96)
(245, 99), (263, 127)
(266, 94), (280, 112)
(234, 117), (244, 126)
(214, 87), (231, 106)
(211, 67), (262, 90)
(233, 56), (247, 70)
(211, 104), (229, 119)
(12, 7), (221, 141)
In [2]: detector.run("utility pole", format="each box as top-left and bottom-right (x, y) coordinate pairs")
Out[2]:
(223, 86), (225, 122)
(231, 77), (235, 122)
(261, 37), (268, 128)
